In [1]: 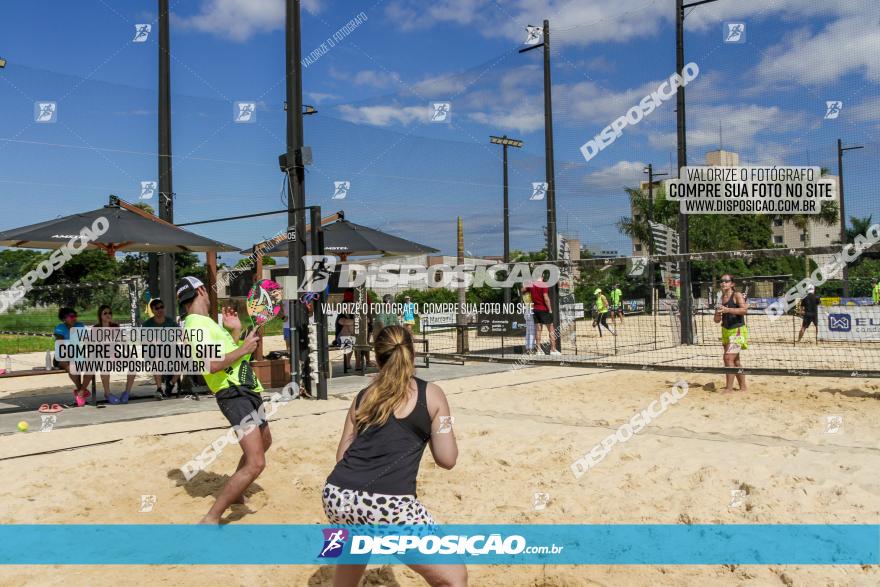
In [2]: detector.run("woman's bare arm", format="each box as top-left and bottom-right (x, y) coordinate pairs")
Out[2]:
(427, 382), (458, 469)
(725, 292), (749, 316)
(335, 399), (359, 462)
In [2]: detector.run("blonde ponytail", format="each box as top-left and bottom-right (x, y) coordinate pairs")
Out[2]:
(355, 325), (416, 432)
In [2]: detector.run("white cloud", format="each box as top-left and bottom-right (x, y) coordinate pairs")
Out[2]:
(384, 0), (867, 46)
(849, 96), (880, 123)
(647, 104), (807, 152)
(175, 0), (321, 42)
(306, 91), (340, 104)
(754, 15), (880, 86)
(583, 160), (646, 192)
(336, 104), (427, 126)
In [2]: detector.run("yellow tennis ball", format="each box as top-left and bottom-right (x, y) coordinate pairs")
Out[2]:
(17, 421), (28, 432)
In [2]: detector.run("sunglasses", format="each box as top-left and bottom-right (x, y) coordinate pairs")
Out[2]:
(720, 279), (732, 283)
(153, 305), (165, 311)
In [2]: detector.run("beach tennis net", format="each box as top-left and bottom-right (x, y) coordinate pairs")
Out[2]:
(419, 249), (880, 378)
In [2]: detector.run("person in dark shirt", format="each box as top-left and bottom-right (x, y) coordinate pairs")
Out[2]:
(798, 286), (820, 343)
(142, 298), (180, 399)
(521, 277), (560, 355)
(713, 274), (748, 393)
(323, 325), (464, 586)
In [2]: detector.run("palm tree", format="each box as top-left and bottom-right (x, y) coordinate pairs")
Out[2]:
(846, 214), (874, 242)
(616, 186), (677, 254)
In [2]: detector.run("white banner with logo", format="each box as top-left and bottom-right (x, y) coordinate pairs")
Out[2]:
(420, 312), (456, 332)
(818, 305), (880, 341)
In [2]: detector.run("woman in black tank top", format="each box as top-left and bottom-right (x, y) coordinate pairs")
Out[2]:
(713, 274), (749, 393)
(322, 325), (466, 586)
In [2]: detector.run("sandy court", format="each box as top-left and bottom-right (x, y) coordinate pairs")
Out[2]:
(1, 365), (879, 586)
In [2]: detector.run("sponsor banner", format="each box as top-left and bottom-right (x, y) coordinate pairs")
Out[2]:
(476, 314), (526, 337)
(747, 297), (776, 311)
(622, 299), (646, 314)
(420, 312), (456, 332)
(0, 524), (875, 565)
(819, 306), (880, 341)
(659, 298), (679, 312)
(821, 297), (873, 307)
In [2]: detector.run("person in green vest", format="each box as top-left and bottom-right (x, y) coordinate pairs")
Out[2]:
(609, 283), (624, 327)
(872, 279), (880, 305)
(178, 276), (268, 524)
(593, 288), (615, 337)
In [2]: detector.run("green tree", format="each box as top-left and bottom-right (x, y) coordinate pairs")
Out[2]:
(615, 186), (678, 252)
(846, 214), (873, 243)
(0, 249), (43, 288)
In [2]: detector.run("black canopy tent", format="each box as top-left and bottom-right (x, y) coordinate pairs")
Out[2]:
(0, 196), (238, 255)
(243, 218), (439, 258)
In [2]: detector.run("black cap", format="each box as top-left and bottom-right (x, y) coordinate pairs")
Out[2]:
(176, 276), (205, 305)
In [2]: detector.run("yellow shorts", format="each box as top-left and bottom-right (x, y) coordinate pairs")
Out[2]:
(721, 326), (748, 351)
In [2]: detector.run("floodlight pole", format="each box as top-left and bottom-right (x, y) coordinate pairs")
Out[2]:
(490, 135), (523, 305)
(285, 0), (308, 393)
(644, 164), (668, 313)
(520, 20), (560, 350)
(675, 0), (722, 344)
(838, 138), (864, 297)
(157, 0), (176, 309)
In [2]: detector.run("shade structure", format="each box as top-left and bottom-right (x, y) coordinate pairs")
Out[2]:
(0, 197), (238, 254)
(244, 219), (439, 257)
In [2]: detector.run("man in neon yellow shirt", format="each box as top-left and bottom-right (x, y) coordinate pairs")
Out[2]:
(178, 276), (268, 524)
(609, 283), (624, 327)
(873, 279), (880, 305)
(593, 288), (615, 337)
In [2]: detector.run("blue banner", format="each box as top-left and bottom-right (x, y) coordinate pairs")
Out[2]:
(0, 525), (877, 565)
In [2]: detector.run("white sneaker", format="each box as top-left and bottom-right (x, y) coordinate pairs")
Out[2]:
(550, 350), (562, 356)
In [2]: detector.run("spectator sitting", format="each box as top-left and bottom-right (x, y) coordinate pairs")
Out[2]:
(53, 307), (94, 407)
(142, 298), (180, 399)
(96, 305), (136, 404)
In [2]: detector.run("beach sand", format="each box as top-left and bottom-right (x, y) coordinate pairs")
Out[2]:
(1, 366), (879, 586)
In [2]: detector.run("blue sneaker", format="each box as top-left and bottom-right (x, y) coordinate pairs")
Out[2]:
(120, 391), (130, 404)
(106, 393), (121, 405)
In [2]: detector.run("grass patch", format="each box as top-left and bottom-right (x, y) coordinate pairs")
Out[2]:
(0, 334), (54, 355)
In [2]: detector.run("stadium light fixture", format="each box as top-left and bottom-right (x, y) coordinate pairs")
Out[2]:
(283, 102), (318, 115)
(490, 135), (523, 148)
(490, 134), (524, 305)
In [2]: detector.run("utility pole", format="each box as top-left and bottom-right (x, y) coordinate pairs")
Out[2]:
(284, 0), (308, 391)
(157, 0), (175, 306)
(520, 20), (559, 349)
(490, 135), (523, 306)
(674, 0), (693, 344)
(838, 138), (864, 297)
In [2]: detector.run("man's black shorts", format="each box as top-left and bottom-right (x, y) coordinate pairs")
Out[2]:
(215, 385), (268, 429)
(533, 310), (553, 325)
(802, 314), (818, 329)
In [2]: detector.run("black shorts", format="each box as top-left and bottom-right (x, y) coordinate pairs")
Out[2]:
(802, 314), (818, 328)
(533, 310), (553, 325)
(215, 385), (268, 429)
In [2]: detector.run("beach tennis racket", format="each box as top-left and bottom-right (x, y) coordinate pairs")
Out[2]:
(245, 279), (285, 333)
(235, 280), (285, 387)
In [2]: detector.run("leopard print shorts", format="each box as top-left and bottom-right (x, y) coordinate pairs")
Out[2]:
(322, 482), (436, 525)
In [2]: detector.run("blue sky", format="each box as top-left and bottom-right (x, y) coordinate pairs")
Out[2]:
(1, 0), (878, 266)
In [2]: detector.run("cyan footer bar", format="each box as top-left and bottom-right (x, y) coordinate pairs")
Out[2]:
(0, 525), (877, 565)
